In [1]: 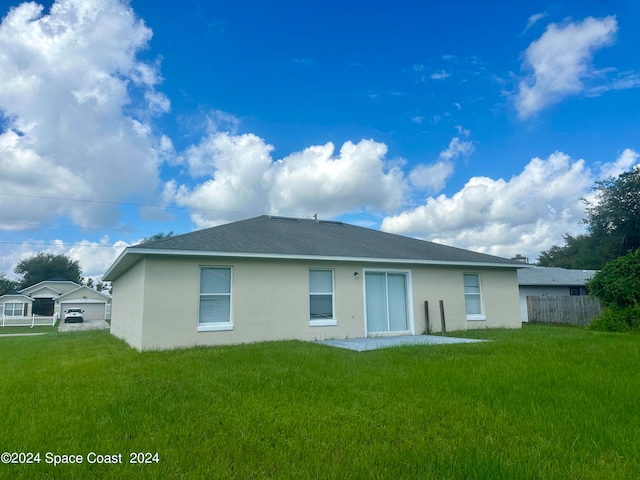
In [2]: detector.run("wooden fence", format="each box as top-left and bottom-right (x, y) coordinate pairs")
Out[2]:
(526, 296), (602, 326)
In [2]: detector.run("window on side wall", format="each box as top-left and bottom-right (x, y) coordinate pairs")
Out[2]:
(463, 273), (486, 321)
(4, 302), (24, 317)
(309, 269), (336, 326)
(199, 267), (233, 331)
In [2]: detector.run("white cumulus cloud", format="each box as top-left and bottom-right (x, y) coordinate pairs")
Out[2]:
(597, 148), (639, 180)
(66, 236), (130, 278)
(409, 133), (474, 193)
(516, 16), (619, 118)
(269, 139), (406, 217)
(174, 133), (274, 226)
(0, 0), (168, 230)
(172, 133), (407, 227)
(409, 161), (455, 193)
(382, 150), (639, 261)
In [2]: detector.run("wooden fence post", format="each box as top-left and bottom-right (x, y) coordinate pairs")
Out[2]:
(439, 300), (447, 335)
(424, 301), (430, 334)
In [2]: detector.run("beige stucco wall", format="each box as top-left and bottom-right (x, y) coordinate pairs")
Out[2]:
(110, 255), (521, 351)
(138, 257), (367, 350)
(465, 268), (521, 329)
(388, 265), (521, 335)
(110, 258), (146, 350)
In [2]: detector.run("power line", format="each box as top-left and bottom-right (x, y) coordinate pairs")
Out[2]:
(0, 191), (278, 238)
(0, 192), (324, 247)
(0, 221), (160, 235)
(0, 191), (178, 209)
(0, 191), (264, 215)
(0, 241), (127, 248)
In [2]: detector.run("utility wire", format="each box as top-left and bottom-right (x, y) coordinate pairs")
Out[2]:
(0, 241), (127, 248)
(0, 192), (264, 215)
(0, 192), (322, 248)
(0, 221), (160, 234)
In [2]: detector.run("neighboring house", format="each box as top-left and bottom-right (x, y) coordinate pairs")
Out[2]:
(0, 278), (111, 322)
(104, 215), (525, 351)
(517, 267), (598, 322)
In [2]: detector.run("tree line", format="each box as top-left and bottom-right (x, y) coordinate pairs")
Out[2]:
(0, 232), (174, 296)
(0, 253), (109, 296)
(536, 166), (640, 332)
(538, 167), (640, 269)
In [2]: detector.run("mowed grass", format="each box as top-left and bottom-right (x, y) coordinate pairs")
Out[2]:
(0, 325), (638, 479)
(0, 325), (58, 335)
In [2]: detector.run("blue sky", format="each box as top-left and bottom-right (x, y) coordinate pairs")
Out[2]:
(0, 0), (639, 279)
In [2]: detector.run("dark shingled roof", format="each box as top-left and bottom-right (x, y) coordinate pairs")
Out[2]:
(104, 216), (525, 280)
(139, 214), (518, 257)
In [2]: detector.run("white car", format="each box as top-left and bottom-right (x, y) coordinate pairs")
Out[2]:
(64, 308), (84, 323)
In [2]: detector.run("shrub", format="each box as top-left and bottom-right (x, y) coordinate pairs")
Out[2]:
(588, 306), (640, 332)
(588, 248), (640, 309)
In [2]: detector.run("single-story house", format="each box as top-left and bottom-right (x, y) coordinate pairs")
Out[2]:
(517, 267), (598, 322)
(0, 278), (112, 322)
(104, 215), (525, 351)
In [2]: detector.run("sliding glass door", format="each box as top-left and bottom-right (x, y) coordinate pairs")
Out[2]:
(365, 271), (410, 334)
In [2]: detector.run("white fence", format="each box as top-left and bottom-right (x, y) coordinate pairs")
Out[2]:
(1, 314), (56, 328)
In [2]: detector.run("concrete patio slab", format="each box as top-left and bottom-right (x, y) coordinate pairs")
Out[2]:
(317, 335), (486, 352)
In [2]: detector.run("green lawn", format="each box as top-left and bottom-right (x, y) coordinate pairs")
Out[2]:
(0, 325), (58, 335)
(0, 325), (638, 479)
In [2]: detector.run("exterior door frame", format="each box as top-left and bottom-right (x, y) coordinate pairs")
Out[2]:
(363, 268), (415, 337)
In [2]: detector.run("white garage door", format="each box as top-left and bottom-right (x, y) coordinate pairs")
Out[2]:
(61, 302), (106, 321)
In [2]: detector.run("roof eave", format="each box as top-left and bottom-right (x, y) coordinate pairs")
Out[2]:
(0, 294), (32, 300)
(19, 280), (77, 294)
(103, 247), (525, 280)
(102, 247), (144, 281)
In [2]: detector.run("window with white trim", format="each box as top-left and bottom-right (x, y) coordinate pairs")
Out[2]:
(3, 302), (24, 317)
(199, 267), (233, 331)
(309, 269), (336, 326)
(463, 273), (485, 320)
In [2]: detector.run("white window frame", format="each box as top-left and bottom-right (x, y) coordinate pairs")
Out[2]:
(3, 302), (24, 317)
(198, 267), (233, 332)
(464, 273), (486, 321)
(309, 269), (337, 327)
(362, 268), (415, 336)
